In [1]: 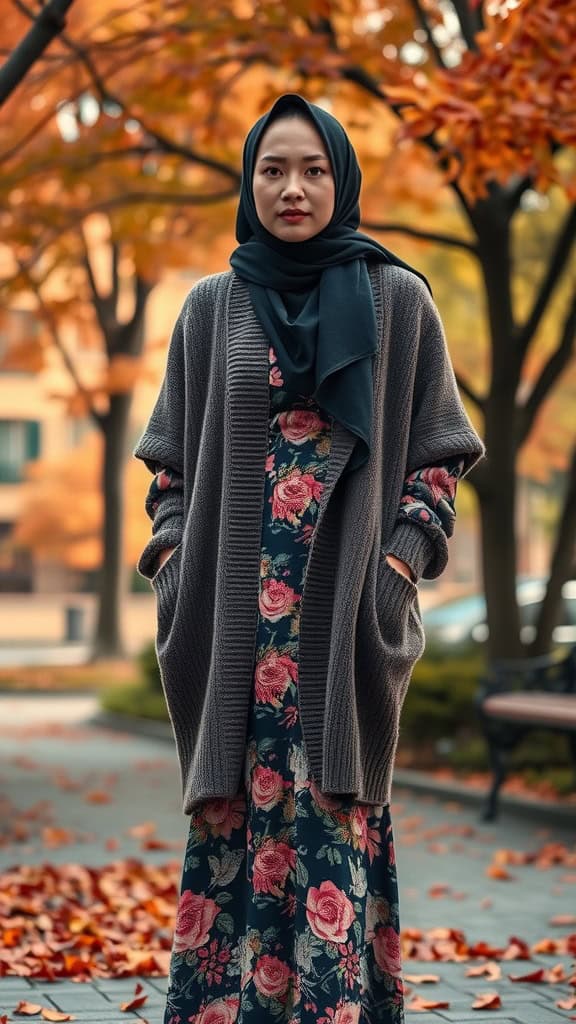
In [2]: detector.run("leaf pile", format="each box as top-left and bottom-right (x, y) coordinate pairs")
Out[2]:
(0, 860), (177, 980)
(1, 859), (576, 982)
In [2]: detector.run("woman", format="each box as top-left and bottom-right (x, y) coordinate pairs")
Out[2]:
(134, 93), (485, 1024)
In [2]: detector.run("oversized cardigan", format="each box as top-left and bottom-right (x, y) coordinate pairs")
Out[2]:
(133, 264), (486, 814)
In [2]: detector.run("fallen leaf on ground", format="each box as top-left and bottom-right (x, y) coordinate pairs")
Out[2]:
(41, 1011), (76, 1021)
(550, 914), (576, 926)
(119, 982), (148, 1011)
(466, 962), (501, 980)
(508, 967), (546, 982)
(13, 1002), (43, 1015)
(557, 995), (576, 1010)
(406, 995), (450, 1011)
(84, 790), (112, 804)
(472, 992), (502, 1009)
(403, 974), (440, 984)
(485, 864), (515, 880)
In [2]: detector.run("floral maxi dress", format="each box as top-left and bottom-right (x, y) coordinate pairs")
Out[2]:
(163, 345), (405, 1024)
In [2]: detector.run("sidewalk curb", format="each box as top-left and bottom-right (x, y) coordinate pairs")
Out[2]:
(90, 709), (175, 742)
(92, 711), (576, 827)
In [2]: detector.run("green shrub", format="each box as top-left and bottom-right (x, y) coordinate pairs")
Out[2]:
(137, 639), (162, 692)
(401, 651), (484, 744)
(100, 681), (170, 721)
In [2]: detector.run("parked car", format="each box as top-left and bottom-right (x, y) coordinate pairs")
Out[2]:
(421, 576), (576, 648)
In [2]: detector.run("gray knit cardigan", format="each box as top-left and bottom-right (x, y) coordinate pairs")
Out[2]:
(133, 264), (486, 814)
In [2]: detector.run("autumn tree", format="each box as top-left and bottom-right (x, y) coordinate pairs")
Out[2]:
(1, 0), (575, 659)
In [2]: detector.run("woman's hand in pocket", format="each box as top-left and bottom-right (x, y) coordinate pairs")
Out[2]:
(385, 554), (414, 583)
(156, 546), (177, 573)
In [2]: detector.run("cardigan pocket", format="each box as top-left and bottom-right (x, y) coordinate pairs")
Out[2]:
(375, 555), (425, 669)
(151, 542), (182, 639)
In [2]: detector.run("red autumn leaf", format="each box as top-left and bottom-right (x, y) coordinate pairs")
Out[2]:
(549, 914), (576, 926)
(545, 963), (567, 983)
(14, 1003), (43, 1016)
(472, 992), (502, 1009)
(403, 974), (441, 984)
(501, 936), (531, 960)
(119, 983), (148, 1012)
(466, 962), (501, 980)
(508, 967), (546, 982)
(557, 996), (576, 1011)
(84, 790), (112, 804)
(485, 864), (515, 880)
(40, 1012), (76, 1021)
(406, 996), (450, 1011)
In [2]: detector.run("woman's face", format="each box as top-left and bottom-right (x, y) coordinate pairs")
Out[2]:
(252, 116), (335, 242)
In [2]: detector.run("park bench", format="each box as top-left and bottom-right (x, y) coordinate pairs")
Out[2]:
(476, 644), (576, 821)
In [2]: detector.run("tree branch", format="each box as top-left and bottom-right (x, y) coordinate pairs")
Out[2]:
(450, 0), (480, 51)
(361, 219), (478, 255)
(0, 0), (75, 106)
(408, 0), (446, 67)
(516, 204), (576, 356)
(0, 187), (239, 290)
(517, 290), (576, 448)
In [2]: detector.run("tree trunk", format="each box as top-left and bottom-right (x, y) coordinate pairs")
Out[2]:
(529, 447), (576, 655)
(478, 468), (522, 658)
(473, 198), (523, 659)
(90, 392), (133, 660)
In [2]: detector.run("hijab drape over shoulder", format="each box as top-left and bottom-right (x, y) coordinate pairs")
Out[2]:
(230, 93), (431, 474)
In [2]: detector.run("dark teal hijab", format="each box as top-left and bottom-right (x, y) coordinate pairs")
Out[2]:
(230, 93), (431, 474)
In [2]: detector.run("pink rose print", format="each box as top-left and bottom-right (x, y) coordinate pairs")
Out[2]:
(253, 954), (291, 998)
(309, 779), (343, 813)
(306, 880), (355, 944)
(251, 764), (285, 811)
(254, 649), (298, 706)
(201, 796), (245, 840)
(278, 408), (324, 444)
(265, 454), (275, 474)
(173, 890), (220, 953)
(270, 366), (284, 387)
(373, 924), (402, 977)
(258, 578), (300, 622)
(194, 996), (240, 1024)
(406, 465), (456, 504)
(253, 837), (296, 897)
(346, 805), (382, 864)
(271, 466), (323, 525)
(333, 1003), (361, 1024)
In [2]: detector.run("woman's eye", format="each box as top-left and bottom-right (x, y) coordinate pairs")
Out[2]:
(264, 167), (281, 176)
(306, 166), (325, 177)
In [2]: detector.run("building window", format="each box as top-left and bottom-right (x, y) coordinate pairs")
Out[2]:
(0, 420), (41, 483)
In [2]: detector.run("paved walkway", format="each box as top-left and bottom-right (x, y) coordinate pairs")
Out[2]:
(0, 695), (575, 1023)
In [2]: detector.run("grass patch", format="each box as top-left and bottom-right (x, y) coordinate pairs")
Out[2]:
(0, 660), (139, 692)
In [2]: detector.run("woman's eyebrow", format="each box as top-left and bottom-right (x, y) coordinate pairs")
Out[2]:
(259, 153), (328, 163)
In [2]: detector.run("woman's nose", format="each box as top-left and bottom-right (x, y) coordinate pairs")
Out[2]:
(281, 176), (305, 199)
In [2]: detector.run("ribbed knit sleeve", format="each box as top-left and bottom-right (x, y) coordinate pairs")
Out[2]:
(385, 455), (465, 582)
(136, 463), (184, 579)
(385, 282), (485, 581)
(133, 300), (189, 580)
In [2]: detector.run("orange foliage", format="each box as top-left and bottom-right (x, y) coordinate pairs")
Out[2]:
(12, 433), (152, 570)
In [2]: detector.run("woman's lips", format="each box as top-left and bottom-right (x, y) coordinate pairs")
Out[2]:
(279, 212), (309, 223)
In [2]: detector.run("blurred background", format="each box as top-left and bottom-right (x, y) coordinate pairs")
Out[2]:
(0, 0), (574, 797)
